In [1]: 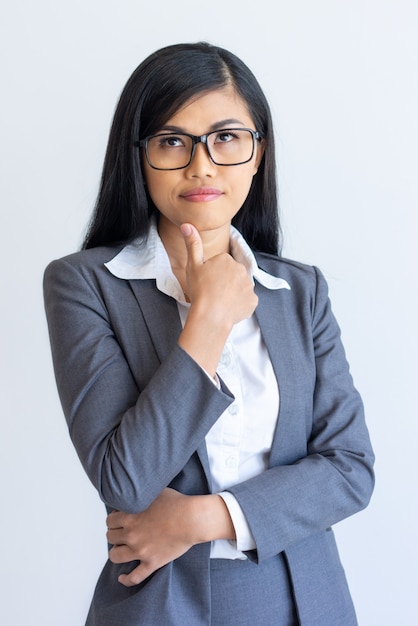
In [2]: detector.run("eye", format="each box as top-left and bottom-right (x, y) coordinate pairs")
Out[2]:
(156, 134), (187, 149)
(214, 130), (239, 144)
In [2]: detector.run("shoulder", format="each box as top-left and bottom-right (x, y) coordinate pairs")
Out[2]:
(45, 245), (123, 272)
(255, 252), (325, 292)
(43, 246), (130, 310)
(44, 245), (123, 284)
(254, 252), (333, 324)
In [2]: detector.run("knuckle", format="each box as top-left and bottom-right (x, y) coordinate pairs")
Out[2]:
(138, 544), (150, 560)
(108, 548), (119, 563)
(128, 572), (143, 585)
(118, 512), (128, 526)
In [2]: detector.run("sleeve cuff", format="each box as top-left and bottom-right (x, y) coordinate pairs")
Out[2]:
(218, 491), (256, 551)
(201, 368), (221, 389)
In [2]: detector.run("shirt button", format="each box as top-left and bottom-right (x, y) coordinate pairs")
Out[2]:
(228, 404), (240, 415)
(225, 455), (238, 468)
(220, 353), (231, 367)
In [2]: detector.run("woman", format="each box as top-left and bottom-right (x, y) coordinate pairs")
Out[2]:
(44, 42), (375, 625)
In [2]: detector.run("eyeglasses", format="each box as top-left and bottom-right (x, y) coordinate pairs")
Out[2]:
(136, 128), (262, 170)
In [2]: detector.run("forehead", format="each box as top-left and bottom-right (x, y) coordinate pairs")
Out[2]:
(162, 86), (254, 132)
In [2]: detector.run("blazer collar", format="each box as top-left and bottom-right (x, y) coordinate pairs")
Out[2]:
(105, 221), (290, 296)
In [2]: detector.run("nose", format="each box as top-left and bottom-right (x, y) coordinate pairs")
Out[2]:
(186, 141), (216, 177)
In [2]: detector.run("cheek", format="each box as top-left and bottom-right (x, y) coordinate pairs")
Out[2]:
(144, 171), (173, 208)
(231, 167), (256, 201)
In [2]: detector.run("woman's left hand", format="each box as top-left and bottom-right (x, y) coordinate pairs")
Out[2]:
(106, 488), (196, 587)
(107, 488), (235, 587)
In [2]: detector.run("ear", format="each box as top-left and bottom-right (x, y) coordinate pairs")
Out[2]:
(252, 138), (265, 175)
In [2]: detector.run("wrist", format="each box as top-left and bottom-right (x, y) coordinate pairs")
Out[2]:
(189, 494), (236, 545)
(186, 302), (233, 341)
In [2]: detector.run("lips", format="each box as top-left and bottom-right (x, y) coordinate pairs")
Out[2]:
(180, 187), (223, 202)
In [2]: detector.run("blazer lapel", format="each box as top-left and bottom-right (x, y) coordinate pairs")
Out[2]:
(128, 279), (213, 488)
(255, 284), (308, 465)
(128, 279), (182, 361)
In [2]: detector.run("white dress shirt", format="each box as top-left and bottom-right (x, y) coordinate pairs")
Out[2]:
(105, 220), (290, 558)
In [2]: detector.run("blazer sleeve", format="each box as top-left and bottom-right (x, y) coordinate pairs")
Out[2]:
(227, 266), (375, 562)
(43, 256), (234, 513)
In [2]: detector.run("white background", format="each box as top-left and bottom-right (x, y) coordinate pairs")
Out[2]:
(1, 1), (417, 624)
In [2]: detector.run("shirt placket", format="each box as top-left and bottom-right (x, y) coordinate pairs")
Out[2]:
(216, 342), (244, 488)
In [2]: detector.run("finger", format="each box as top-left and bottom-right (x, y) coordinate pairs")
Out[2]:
(180, 223), (204, 266)
(106, 510), (124, 530)
(118, 562), (155, 587)
(106, 528), (126, 545)
(108, 544), (135, 564)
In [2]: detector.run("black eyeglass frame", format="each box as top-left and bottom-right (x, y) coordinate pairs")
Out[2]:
(135, 128), (263, 171)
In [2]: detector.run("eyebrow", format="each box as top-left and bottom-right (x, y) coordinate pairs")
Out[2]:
(159, 119), (246, 134)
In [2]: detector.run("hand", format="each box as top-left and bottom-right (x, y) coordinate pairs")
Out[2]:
(178, 224), (258, 375)
(106, 488), (194, 587)
(106, 488), (236, 587)
(180, 223), (258, 328)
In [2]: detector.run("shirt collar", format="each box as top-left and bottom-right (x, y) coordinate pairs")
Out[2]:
(104, 218), (290, 302)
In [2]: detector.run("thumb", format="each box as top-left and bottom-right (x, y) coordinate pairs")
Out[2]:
(118, 562), (153, 587)
(180, 223), (204, 266)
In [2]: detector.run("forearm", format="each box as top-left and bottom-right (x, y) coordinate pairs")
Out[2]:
(228, 446), (375, 563)
(178, 304), (232, 377)
(76, 346), (233, 512)
(44, 258), (237, 513)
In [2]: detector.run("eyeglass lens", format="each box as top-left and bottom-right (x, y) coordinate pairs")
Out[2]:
(146, 129), (255, 169)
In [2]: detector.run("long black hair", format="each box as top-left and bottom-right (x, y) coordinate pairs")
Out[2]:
(83, 42), (281, 255)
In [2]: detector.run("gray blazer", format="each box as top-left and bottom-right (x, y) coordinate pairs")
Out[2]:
(44, 245), (374, 626)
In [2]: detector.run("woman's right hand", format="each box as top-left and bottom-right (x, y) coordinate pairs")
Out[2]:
(177, 223), (258, 376)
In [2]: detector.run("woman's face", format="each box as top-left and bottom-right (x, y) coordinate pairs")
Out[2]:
(142, 86), (264, 238)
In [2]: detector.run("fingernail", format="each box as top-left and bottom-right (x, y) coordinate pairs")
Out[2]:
(180, 224), (192, 237)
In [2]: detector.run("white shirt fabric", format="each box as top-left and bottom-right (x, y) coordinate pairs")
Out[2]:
(105, 220), (290, 558)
